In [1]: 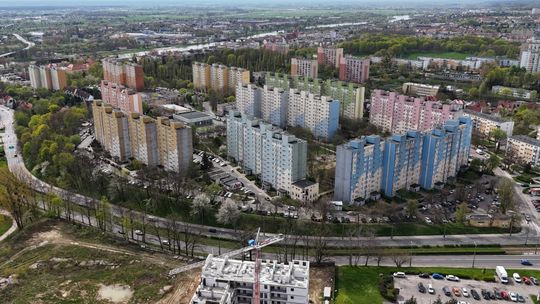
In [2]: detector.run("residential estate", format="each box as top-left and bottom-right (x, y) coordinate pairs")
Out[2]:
(463, 109), (515, 137)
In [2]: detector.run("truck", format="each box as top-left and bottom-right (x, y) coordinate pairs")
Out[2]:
(496, 266), (508, 284)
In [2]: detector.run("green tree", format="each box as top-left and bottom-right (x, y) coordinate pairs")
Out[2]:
(455, 202), (470, 224)
(489, 128), (507, 151)
(498, 178), (515, 214)
(486, 155), (501, 173)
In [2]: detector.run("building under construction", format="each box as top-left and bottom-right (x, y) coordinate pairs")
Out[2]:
(190, 254), (310, 304)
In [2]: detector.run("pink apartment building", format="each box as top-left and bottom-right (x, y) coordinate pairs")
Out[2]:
(100, 80), (144, 114)
(369, 90), (462, 134)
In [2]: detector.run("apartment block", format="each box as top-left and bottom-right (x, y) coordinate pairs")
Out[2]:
(261, 85), (289, 128)
(102, 58), (144, 90)
(339, 56), (370, 84)
(369, 90), (462, 134)
(507, 135), (540, 167)
(266, 73), (365, 119)
(190, 255), (310, 304)
(227, 112), (314, 197)
(291, 58), (318, 79)
(317, 46), (343, 68)
(227, 67), (250, 94)
(402, 82), (440, 97)
(463, 109), (514, 137)
(28, 65), (68, 91)
(419, 117), (472, 189)
(287, 90), (340, 140)
(28, 65), (42, 89)
(39, 66), (53, 90)
(50, 67), (67, 91)
(492, 85), (537, 100)
(520, 35), (540, 73)
(92, 100), (193, 173)
(334, 117), (472, 203)
(334, 135), (384, 204)
(236, 83), (262, 117)
(192, 62), (211, 90)
(210, 64), (229, 94)
(100, 80), (143, 114)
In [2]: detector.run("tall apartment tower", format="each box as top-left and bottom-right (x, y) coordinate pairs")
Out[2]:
(100, 80), (143, 114)
(227, 67), (250, 94)
(92, 101), (131, 162)
(157, 117), (193, 173)
(50, 67), (67, 91)
(261, 85), (289, 128)
(127, 113), (159, 167)
(291, 58), (318, 79)
(192, 62), (211, 90)
(210, 64), (229, 94)
(520, 33), (540, 73)
(317, 46), (344, 68)
(334, 135), (385, 204)
(102, 58), (144, 90)
(28, 65), (42, 89)
(124, 63), (145, 91)
(287, 90), (340, 140)
(324, 81), (365, 119)
(339, 56), (370, 83)
(39, 66), (53, 90)
(236, 83), (262, 118)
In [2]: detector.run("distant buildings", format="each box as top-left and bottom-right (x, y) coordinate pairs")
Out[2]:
(28, 65), (67, 91)
(102, 58), (144, 91)
(192, 62), (250, 94)
(265, 73), (365, 119)
(463, 109), (514, 137)
(334, 117), (472, 203)
(100, 80), (143, 114)
(190, 255), (310, 304)
(317, 46), (343, 68)
(491, 85), (538, 100)
(369, 90), (462, 134)
(507, 135), (540, 167)
(92, 101), (193, 173)
(226, 112), (318, 201)
(402, 82), (440, 97)
(264, 40), (290, 54)
(291, 58), (318, 79)
(520, 35), (540, 73)
(338, 56), (370, 84)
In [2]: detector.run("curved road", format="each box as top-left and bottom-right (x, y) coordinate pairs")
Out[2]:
(0, 105), (537, 249)
(0, 209), (17, 242)
(0, 34), (35, 58)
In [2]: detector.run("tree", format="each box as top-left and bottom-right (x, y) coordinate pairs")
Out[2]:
(489, 128), (507, 151)
(486, 155), (501, 173)
(191, 193), (211, 224)
(455, 202), (470, 224)
(433, 296), (443, 304)
(216, 198), (241, 229)
(95, 196), (111, 232)
(498, 178), (515, 215)
(405, 200), (417, 219)
(388, 248), (410, 268)
(404, 297), (417, 304)
(0, 167), (34, 229)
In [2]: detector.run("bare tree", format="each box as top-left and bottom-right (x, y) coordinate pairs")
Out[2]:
(388, 248), (410, 268)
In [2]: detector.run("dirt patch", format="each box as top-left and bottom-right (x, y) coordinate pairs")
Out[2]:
(157, 269), (201, 304)
(309, 265), (336, 304)
(96, 284), (133, 303)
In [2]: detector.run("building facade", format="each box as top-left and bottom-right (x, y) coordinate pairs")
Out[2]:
(287, 90), (340, 140)
(261, 85), (289, 128)
(317, 46), (344, 68)
(192, 62), (250, 94)
(102, 58), (144, 91)
(369, 90), (462, 134)
(92, 101), (131, 162)
(402, 82), (440, 97)
(191, 255), (310, 304)
(338, 56), (370, 84)
(192, 62), (211, 90)
(236, 83), (262, 118)
(100, 80), (144, 114)
(463, 109), (514, 137)
(507, 135), (540, 167)
(520, 35), (540, 73)
(28, 65), (67, 91)
(291, 58), (318, 79)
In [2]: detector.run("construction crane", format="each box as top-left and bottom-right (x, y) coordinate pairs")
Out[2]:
(168, 229), (283, 280)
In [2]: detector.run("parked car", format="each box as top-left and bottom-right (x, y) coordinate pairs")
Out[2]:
(470, 289), (480, 300)
(134, 229), (143, 235)
(523, 276), (532, 285)
(443, 286), (452, 297)
(392, 272), (406, 278)
(418, 282), (426, 293)
(481, 289), (489, 300)
(517, 294), (525, 302)
(461, 287), (469, 297)
(501, 291), (509, 300)
(419, 272), (430, 278)
(531, 276), (538, 285)
(428, 284), (435, 294)
(513, 272), (522, 283)
(494, 289), (502, 300)
(432, 273), (444, 280)
(521, 259), (533, 266)
(509, 292), (518, 302)
(446, 275), (460, 281)
(452, 287), (461, 297)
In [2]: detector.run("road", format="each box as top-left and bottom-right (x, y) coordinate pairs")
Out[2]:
(0, 209), (17, 242)
(0, 34), (35, 58)
(1, 105), (540, 249)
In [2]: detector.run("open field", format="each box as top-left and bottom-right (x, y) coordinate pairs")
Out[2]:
(336, 266), (540, 304)
(0, 215), (11, 237)
(0, 219), (181, 303)
(405, 51), (470, 60)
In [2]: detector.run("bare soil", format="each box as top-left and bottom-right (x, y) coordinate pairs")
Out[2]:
(309, 265), (336, 304)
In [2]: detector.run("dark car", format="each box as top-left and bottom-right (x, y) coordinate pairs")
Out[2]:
(443, 286), (451, 297)
(418, 282), (426, 293)
(481, 289), (490, 300)
(471, 289), (480, 300)
(432, 273), (444, 280)
(487, 291), (495, 300)
(517, 294), (525, 303)
(531, 277), (539, 285)
(494, 290), (502, 300)
(521, 259), (533, 266)
(419, 273), (430, 278)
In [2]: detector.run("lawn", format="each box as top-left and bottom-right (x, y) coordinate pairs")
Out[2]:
(336, 266), (540, 304)
(405, 52), (470, 60)
(0, 214), (12, 237)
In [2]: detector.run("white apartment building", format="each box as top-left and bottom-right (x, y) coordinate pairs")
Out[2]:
(463, 109), (514, 137)
(28, 65), (42, 89)
(291, 58), (318, 79)
(236, 83), (262, 118)
(261, 85), (289, 128)
(402, 82), (440, 97)
(191, 255), (310, 304)
(507, 135), (540, 167)
(520, 35), (540, 73)
(227, 67), (250, 94)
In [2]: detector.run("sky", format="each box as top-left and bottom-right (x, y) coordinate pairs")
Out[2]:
(0, 0), (528, 8)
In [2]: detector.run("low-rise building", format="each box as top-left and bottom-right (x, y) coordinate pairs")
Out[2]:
(463, 109), (514, 137)
(491, 85), (538, 100)
(290, 180), (319, 203)
(507, 135), (540, 167)
(402, 82), (440, 97)
(173, 111), (213, 126)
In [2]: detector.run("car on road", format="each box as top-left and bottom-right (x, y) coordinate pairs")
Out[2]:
(452, 287), (461, 297)
(443, 286), (451, 297)
(208, 228), (217, 233)
(513, 272), (522, 283)
(418, 282), (426, 293)
(161, 239), (170, 246)
(461, 287), (469, 297)
(428, 284), (435, 294)
(446, 274), (460, 281)
(432, 273), (444, 280)
(419, 272), (430, 278)
(13, 154), (17, 157)
(509, 292), (518, 302)
(392, 272), (406, 278)
(470, 289), (480, 300)
(134, 229), (143, 235)
(8, 145), (13, 149)
(520, 259), (533, 266)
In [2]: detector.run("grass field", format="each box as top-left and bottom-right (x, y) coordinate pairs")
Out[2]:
(0, 214), (12, 237)
(336, 266), (540, 304)
(405, 52), (470, 60)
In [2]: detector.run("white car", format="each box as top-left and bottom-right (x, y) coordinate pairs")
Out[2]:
(427, 284), (435, 294)
(392, 272), (406, 278)
(425, 217), (433, 224)
(134, 229), (143, 235)
(509, 292), (517, 302)
(161, 239), (170, 246)
(445, 275), (460, 281)
(461, 287), (469, 297)
(513, 272), (522, 283)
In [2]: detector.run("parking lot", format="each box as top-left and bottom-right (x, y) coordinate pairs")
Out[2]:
(395, 273), (540, 304)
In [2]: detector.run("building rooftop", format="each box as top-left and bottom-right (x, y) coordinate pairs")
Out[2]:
(464, 109), (512, 123)
(510, 135), (540, 147)
(292, 179), (317, 188)
(176, 111), (212, 120)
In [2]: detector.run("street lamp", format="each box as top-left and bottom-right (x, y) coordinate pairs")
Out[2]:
(472, 241), (477, 268)
(409, 241), (413, 267)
